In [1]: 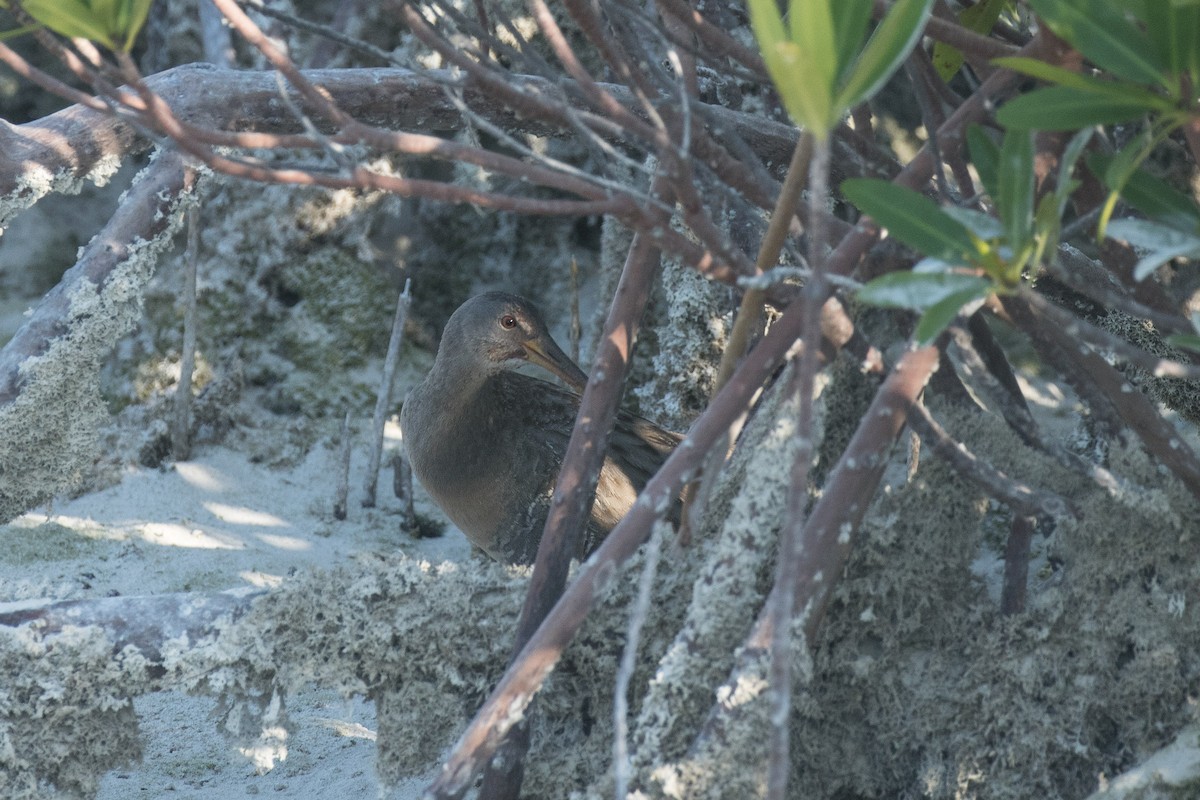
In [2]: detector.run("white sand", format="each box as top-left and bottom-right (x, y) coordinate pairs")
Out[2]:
(2, 423), (470, 799)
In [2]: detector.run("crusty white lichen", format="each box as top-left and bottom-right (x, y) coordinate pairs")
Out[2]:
(628, 364), (800, 778)
(0, 153), (125, 233)
(0, 543), (713, 799)
(782, 402), (1200, 800)
(0, 623), (152, 799)
(0, 159), (195, 523)
(633, 254), (730, 430)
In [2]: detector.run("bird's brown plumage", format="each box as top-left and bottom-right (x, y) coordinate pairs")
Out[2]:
(400, 292), (680, 564)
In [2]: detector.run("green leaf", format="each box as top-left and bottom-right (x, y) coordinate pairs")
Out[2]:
(21, 0), (115, 46)
(116, 0), (153, 50)
(966, 125), (1000, 200)
(1032, 127), (1093, 256)
(92, 0), (119, 28)
(749, 0), (826, 132)
(1048, 127), (1093, 224)
(842, 179), (978, 261)
(857, 271), (992, 311)
(789, 0), (836, 125)
(914, 284), (993, 344)
(913, 257), (957, 273)
(998, 130), (1034, 246)
(17, 0), (151, 50)
(993, 56), (1172, 106)
(1100, 128), (1153, 195)
(997, 86), (1154, 129)
(932, 0), (1010, 81)
(830, 0), (873, 82)
(1165, 333), (1200, 353)
(1057, 127), (1094, 197)
(1106, 218), (1200, 280)
(1027, 0), (1168, 87)
(1143, 0), (1200, 85)
(943, 206), (1005, 240)
(1087, 154), (1200, 231)
(836, 0), (934, 112)
(747, 0), (788, 55)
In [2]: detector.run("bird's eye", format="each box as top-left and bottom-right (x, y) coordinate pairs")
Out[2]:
(500, 314), (518, 329)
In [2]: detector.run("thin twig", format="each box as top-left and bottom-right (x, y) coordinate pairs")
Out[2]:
(569, 258), (582, 366)
(334, 409), (352, 521)
(948, 322), (1126, 495)
(1000, 294), (1200, 500)
(612, 520), (664, 800)
(900, 0), (1020, 62)
(238, 0), (395, 65)
(767, 134), (831, 800)
(904, 399), (1073, 519)
(172, 205), (201, 461)
(306, 0), (366, 69)
(717, 133), (813, 391)
(364, 280), (412, 508)
(1021, 288), (1200, 381)
(1048, 244), (1192, 336)
(0, 41), (108, 111)
(646, 0), (768, 76)
(391, 450), (414, 535)
(1001, 516), (1036, 615)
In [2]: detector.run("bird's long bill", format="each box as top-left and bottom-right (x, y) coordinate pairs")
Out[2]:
(523, 336), (589, 393)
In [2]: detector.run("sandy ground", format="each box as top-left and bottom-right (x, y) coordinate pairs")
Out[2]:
(1, 422), (468, 799)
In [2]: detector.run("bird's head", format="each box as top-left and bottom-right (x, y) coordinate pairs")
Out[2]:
(440, 291), (588, 391)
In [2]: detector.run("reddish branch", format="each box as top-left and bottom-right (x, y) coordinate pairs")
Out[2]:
(1002, 295), (1200, 500)
(1001, 516), (1036, 615)
(1021, 289), (1200, 381)
(0, 59), (794, 209)
(653, 0), (767, 75)
(904, 399), (1074, 519)
(686, 346), (941, 767)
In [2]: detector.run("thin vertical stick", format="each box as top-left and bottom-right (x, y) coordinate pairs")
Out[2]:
(1001, 516), (1035, 615)
(714, 132), (812, 394)
(334, 409), (352, 521)
(392, 449), (415, 535)
(766, 134), (830, 800)
(363, 279), (412, 508)
(680, 132), (813, 538)
(569, 257), (582, 366)
(172, 205), (200, 461)
(612, 520), (664, 800)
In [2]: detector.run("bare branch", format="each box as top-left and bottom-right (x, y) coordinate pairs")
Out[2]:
(904, 399), (1075, 520)
(0, 152), (198, 522)
(689, 345), (943, 768)
(1001, 294), (1200, 500)
(171, 205), (201, 461)
(363, 280), (412, 508)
